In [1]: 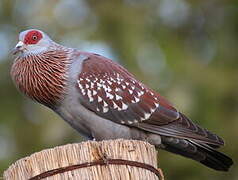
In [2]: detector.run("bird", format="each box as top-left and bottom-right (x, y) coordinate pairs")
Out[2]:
(11, 29), (233, 171)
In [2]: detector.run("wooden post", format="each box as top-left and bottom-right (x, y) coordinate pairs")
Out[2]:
(3, 139), (164, 180)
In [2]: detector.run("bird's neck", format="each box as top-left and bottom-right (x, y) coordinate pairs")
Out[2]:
(11, 47), (72, 109)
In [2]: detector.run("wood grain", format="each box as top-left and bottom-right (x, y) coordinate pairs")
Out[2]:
(4, 139), (163, 180)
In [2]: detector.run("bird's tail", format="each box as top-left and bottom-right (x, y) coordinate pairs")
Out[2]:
(160, 136), (233, 171)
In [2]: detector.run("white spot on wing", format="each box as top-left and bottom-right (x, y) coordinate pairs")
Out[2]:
(77, 80), (83, 89)
(100, 79), (105, 84)
(102, 107), (109, 113)
(97, 82), (102, 87)
(138, 91), (144, 97)
(106, 92), (114, 99)
(110, 77), (116, 82)
(90, 82), (94, 88)
(87, 90), (93, 102)
(121, 102), (128, 110)
(102, 84), (107, 90)
(82, 89), (86, 95)
(141, 112), (151, 121)
(107, 87), (112, 92)
(115, 94), (122, 100)
(154, 102), (159, 108)
(128, 89), (133, 94)
(134, 97), (140, 103)
(149, 102), (160, 114)
(103, 101), (108, 107)
(92, 90), (97, 96)
(128, 121), (133, 124)
(98, 96), (103, 102)
(112, 101), (118, 109)
(107, 80), (112, 85)
(150, 92), (154, 96)
(117, 106), (122, 111)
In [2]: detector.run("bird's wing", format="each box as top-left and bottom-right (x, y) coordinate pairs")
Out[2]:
(76, 53), (224, 146)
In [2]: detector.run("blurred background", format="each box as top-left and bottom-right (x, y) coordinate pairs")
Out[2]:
(0, 0), (237, 179)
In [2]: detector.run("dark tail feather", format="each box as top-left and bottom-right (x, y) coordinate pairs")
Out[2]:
(161, 136), (233, 171)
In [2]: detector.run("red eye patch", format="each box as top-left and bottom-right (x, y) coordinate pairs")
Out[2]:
(24, 30), (43, 45)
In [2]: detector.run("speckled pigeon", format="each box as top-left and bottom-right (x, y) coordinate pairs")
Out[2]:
(11, 29), (233, 171)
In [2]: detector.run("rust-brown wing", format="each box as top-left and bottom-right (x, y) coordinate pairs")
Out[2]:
(76, 53), (224, 146)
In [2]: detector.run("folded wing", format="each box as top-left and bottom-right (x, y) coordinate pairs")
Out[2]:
(76, 53), (224, 147)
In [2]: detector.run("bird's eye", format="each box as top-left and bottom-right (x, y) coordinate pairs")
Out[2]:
(32, 35), (38, 40)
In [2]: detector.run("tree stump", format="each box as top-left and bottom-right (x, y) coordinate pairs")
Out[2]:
(3, 139), (164, 180)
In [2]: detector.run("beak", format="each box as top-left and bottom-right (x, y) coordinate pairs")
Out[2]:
(12, 41), (25, 55)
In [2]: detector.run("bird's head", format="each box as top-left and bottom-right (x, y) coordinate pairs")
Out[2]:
(12, 29), (53, 56)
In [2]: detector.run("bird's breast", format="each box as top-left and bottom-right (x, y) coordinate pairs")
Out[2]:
(11, 52), (69, 108)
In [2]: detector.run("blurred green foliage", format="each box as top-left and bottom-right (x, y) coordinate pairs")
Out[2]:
(0, 0), (237, 179)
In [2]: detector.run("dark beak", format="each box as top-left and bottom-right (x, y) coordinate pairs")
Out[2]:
(12, 41), (24, 55)
(12, 47), (20, 55)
